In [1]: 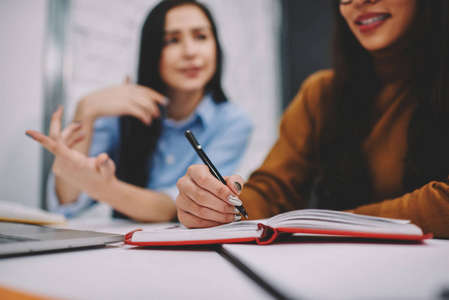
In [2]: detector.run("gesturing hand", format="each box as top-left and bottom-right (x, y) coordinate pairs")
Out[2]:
(176, 165), (245, 228)
(26, 107), (116, 200)
(79, 79), (167, 125)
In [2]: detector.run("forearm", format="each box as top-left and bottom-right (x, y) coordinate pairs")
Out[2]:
(92, 178), (177, 222)
(54, 176), (82, 205)
(72, 97), (97, 156)
(354, 181), (449, 238)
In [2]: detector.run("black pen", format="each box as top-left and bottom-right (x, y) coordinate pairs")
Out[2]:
(185, 130), (249, 219)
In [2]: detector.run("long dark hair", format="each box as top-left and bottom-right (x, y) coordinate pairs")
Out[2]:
(316, 0), (449, 210)
(116, 0), (226, 190)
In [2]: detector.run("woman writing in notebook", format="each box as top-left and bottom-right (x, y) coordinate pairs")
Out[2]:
(26, 0), (252, 222)
(176, 0), (449, 238)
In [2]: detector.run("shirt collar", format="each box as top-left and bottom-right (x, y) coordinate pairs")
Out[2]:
(162, 93), (216, 129)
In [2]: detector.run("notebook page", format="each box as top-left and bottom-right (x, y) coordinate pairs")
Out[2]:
(265, 209), (421, 235)
(131, 220), (262, 242)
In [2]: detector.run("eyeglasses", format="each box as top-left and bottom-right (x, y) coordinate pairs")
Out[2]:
(339, 0), (353, 4)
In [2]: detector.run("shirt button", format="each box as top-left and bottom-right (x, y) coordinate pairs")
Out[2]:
(165, 155), (175, 165)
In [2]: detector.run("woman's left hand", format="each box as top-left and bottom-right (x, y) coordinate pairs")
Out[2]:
(26, 107), (117, 201)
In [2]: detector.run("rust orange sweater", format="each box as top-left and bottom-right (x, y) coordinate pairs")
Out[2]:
(240, 68), (449, 238)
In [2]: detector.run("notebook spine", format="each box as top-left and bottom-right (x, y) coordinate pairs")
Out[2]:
(256, 224), (279, 245)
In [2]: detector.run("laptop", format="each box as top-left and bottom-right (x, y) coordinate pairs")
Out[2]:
(0, 221), (124, 257)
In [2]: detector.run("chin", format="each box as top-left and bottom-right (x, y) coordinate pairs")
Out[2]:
(176, 84), (207, 93)
(179, 78), (210, 92)
(361, 44), (386, 52)
(358, 37), (395, 53)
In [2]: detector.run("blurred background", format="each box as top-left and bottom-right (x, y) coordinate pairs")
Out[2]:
(0, 0), (332, 210)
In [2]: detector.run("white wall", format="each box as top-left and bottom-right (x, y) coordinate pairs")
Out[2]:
(0, 0), (47, 206)
(203, 0), (281, 178)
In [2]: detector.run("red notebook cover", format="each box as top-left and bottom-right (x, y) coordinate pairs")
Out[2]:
(124, 223), (433, 247)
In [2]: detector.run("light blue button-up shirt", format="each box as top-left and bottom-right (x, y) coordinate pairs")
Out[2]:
(47, 94), (253, 218)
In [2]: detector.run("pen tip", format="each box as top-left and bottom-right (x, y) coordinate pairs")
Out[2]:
(239, 207), (249, 219)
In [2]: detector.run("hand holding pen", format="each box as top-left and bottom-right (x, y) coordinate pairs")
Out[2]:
(176, 130), (248, 228)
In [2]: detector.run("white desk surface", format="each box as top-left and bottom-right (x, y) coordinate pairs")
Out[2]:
(0, 219), (271, 300)
(2, 218), (449, 300)
(224, 238), (449, 300)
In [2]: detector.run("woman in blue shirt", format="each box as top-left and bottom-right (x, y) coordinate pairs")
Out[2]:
(26, 0), (252, 222)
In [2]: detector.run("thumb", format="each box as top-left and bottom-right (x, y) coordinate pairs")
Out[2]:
(96, 153), (115, 178)
(124, 75), (131, 84)
(96, 153), (109, 168)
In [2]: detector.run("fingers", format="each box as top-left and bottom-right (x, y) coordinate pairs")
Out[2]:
(134, 85), (167, 106)
(48, 106), (85, 148)
(60, 122), (85, 147)
(127, 104), (154, 125)
(176, 189), (237, 228)
(60, 122), (82, 141)
(49, 106), (63, 140)
(65, 132), (86, 148)
(131, 95), (161, 124)
(188, 165), (240, 205)
(178, 174), (236, 214)
(121, 90), (161, 125)
(225, 175), (244, 196)
(178, 211), (228, 229)
(176, 165), (242, 227)
(25, 130), (73, 161)
(120, 84), (167, 125)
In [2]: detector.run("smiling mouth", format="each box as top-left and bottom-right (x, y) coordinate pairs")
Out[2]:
(181, 67), (201, 77)
(356, 14), (391, 26)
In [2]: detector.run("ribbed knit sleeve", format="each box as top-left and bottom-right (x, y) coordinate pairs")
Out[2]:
(355, 180), (449, 237)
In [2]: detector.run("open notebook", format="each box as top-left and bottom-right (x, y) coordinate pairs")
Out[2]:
(0, 200), (66, 225)
(125, 209), (432, 246)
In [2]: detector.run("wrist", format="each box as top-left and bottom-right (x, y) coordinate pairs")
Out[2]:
(89, 176), (121, 203)
(75, 96), (98, 122)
